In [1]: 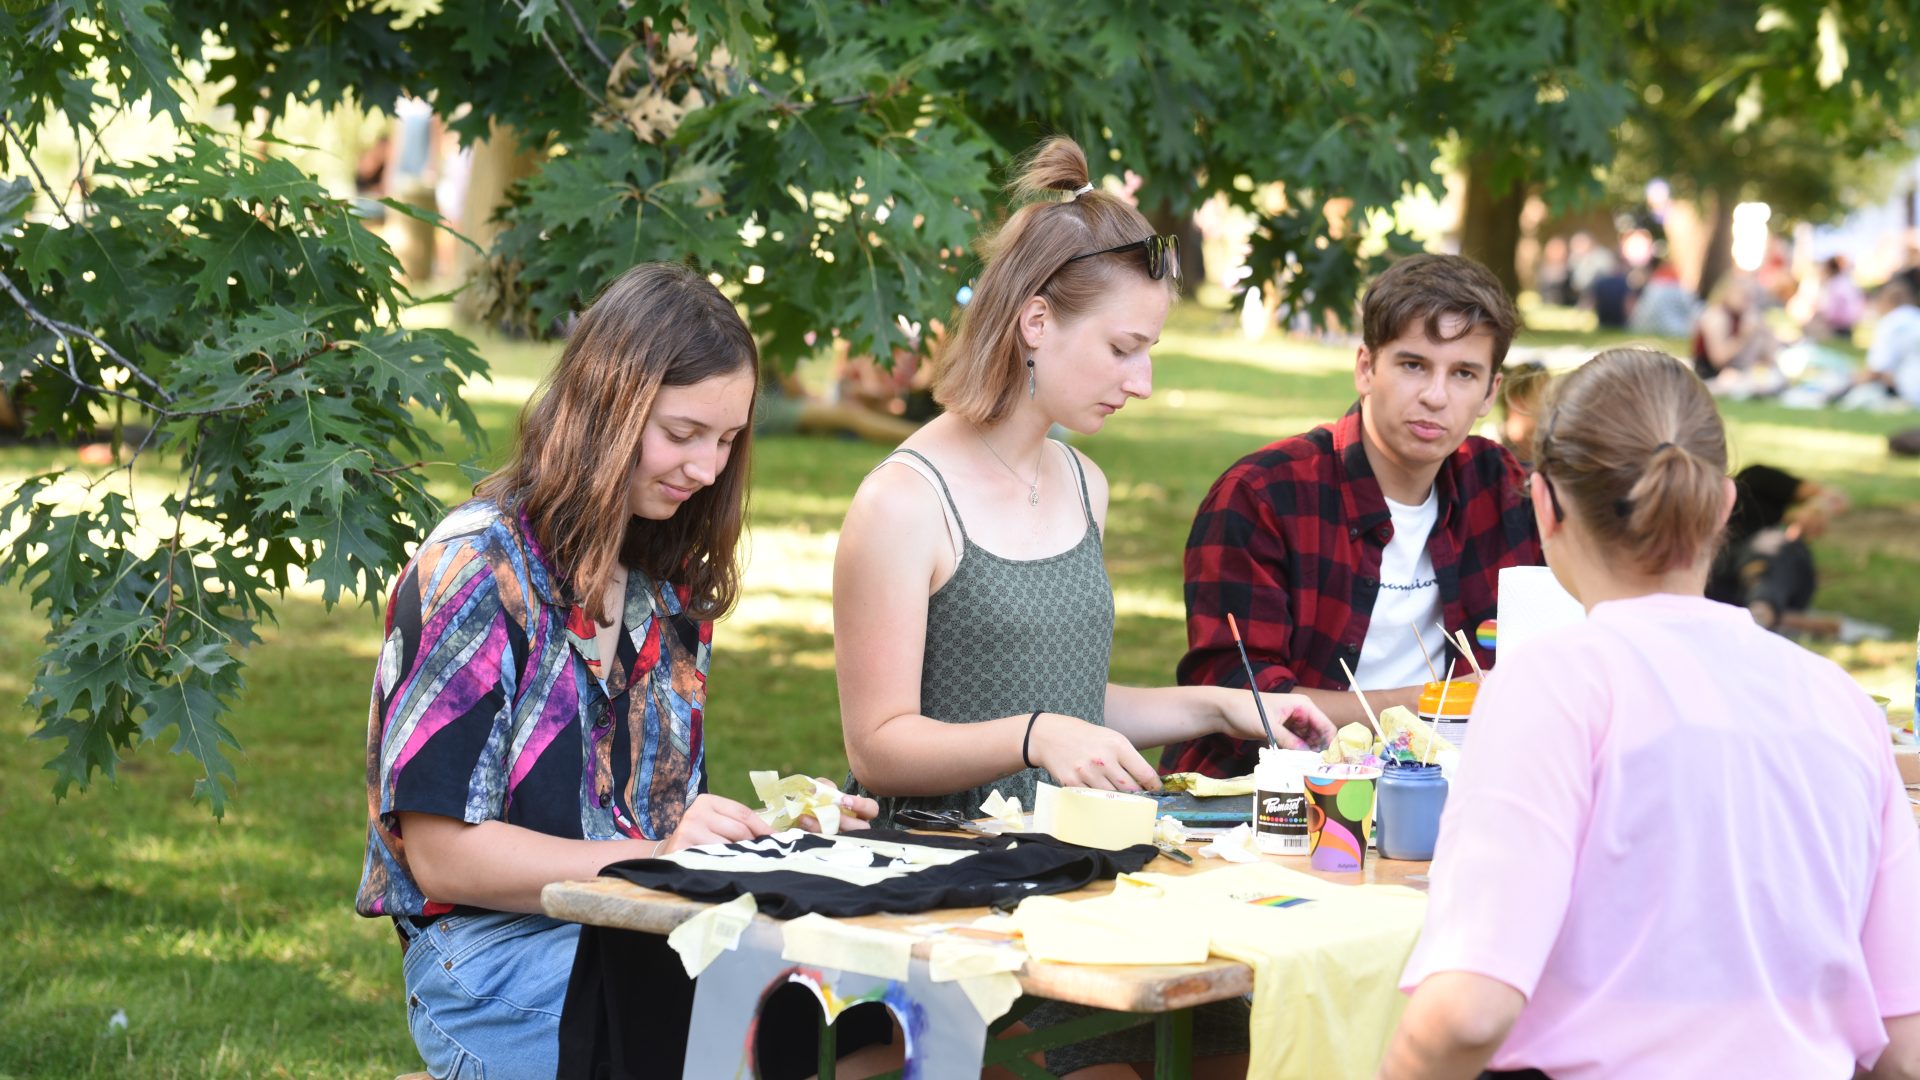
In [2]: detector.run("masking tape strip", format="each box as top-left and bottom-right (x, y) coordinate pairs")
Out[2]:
(780, 912), (912, 981)
(956, 972), (1022, 1025)
(666, 892), (757, 978)
(928, 940), (1026, 982)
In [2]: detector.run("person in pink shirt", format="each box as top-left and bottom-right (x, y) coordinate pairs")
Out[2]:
(1380, 346), (1920, 1080)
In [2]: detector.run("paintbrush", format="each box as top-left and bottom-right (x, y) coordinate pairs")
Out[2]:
(1225, 613), (1279, 750)
(1408, 620), (1441, 683)
(1436, 622), (1487, 679)
(1453, 628), (1486, 679)
(1426, 660), (1456, 766)
(1336, 656), (1381, 734)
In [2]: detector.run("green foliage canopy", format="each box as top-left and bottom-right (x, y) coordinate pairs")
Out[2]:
(1, 1), (487, 815)
(13, 0), (1893, 812)
(1612, 1), (1920, 225)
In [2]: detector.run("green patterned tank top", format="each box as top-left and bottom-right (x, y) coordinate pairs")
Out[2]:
(852, 441), (1115, 825)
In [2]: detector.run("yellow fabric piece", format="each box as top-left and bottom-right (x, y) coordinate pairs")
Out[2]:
(665, 892), (757, 977)
(1128, 864), (1426, 1080)
(1010, 893), (1213, 966)
(1160, 772), (1255, 797)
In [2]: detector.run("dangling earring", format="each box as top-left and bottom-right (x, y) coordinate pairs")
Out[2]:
(1026, 352), (1037, 399)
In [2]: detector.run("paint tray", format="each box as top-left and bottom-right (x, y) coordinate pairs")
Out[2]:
(1146, 791), (1250, 826)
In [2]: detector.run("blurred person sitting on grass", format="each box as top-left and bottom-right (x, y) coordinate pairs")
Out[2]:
(1626, 257), (1699, 339)
(755, 333), (940, 446)
(1837, 269), (1920, 411)
(1691, 272), (1783, 397)
(1706, 463), (1883, 641)
(1490, 360), (1549, 470)
(1382, 347), (1920, 1080)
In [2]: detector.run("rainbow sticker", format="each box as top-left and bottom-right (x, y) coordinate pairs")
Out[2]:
(1475, 619), (1497, 650)
(1248, 894), (1314, 909)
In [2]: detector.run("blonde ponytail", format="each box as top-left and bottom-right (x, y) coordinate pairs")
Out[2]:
(1622, 442), (1727, 573)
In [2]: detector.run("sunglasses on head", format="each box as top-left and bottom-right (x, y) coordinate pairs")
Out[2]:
(1065, 234), (1181, 282)
(1537, 403), (1568, 523)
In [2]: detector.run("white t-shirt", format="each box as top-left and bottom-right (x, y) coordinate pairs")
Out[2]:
(1867, 304), (1920, 405)
(1352, 489), (1447, 690)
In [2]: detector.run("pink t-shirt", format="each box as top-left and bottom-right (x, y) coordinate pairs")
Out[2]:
(1401, 593), (1920, 1078)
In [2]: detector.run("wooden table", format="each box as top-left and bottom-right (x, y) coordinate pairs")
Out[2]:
(543, 841), (1432, 1079)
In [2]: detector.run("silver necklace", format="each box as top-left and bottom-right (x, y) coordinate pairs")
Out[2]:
(976, 429), (1042, 506)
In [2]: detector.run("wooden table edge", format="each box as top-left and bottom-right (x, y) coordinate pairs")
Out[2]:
(542, 874), (1255, 1012)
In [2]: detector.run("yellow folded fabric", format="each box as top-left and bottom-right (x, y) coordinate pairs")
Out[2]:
(1129, 864), (1426, 1080)
(1008, 862), (1424, 1078)
(1010, 893), (1212, 966)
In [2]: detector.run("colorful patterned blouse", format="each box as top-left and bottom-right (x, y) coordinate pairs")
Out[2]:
(355, 500), (711, 918)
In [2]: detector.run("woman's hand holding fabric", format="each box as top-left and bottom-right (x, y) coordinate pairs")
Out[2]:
(797, 784), (881, 833)
(659, 793), (773, 855)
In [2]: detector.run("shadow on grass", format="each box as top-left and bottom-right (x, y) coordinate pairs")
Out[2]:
(3, 946), (406, 1079)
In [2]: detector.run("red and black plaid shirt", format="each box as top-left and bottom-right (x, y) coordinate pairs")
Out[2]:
(1162, 403), (1543, 778)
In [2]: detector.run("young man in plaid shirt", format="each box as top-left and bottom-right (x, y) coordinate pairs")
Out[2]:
(1163, 254), (1544, 778)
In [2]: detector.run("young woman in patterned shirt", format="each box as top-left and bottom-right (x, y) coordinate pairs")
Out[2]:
(356, 262), (877, 1079)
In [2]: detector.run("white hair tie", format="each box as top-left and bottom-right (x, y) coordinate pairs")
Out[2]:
(1071, 183), (1094, 198)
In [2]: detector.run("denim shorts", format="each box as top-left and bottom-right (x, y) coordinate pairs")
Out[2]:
(397, 911), (582, 1080)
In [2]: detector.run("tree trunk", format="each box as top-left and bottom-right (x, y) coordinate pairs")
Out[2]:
(454, 120), (544, 325)
(1695, 187), (1736, 300)
(1459, 150), (1526, 300)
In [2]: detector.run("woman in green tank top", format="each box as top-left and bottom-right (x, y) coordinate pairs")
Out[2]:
(833, 137), (1336, 1077)
(835, 136), (1331, 825)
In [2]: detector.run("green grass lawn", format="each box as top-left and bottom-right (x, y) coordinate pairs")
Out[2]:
(3, 304), (1918, 1077)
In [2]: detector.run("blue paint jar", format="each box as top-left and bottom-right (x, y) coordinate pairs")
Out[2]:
(1375, 761), (1448, 861)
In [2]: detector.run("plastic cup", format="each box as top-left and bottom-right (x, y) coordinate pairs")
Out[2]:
(1305, 764), (1380, 873)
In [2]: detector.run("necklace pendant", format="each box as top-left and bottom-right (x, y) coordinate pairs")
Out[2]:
(1029, 487), (1040, 507)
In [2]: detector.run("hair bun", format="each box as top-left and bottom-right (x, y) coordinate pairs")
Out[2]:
(1009, 136), (1094, 203)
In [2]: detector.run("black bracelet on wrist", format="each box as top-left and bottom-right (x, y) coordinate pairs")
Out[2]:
(1022, 710), (1043, 770)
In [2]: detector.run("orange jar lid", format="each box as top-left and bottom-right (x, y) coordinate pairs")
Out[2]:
(1417, 680), (1477, 718)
